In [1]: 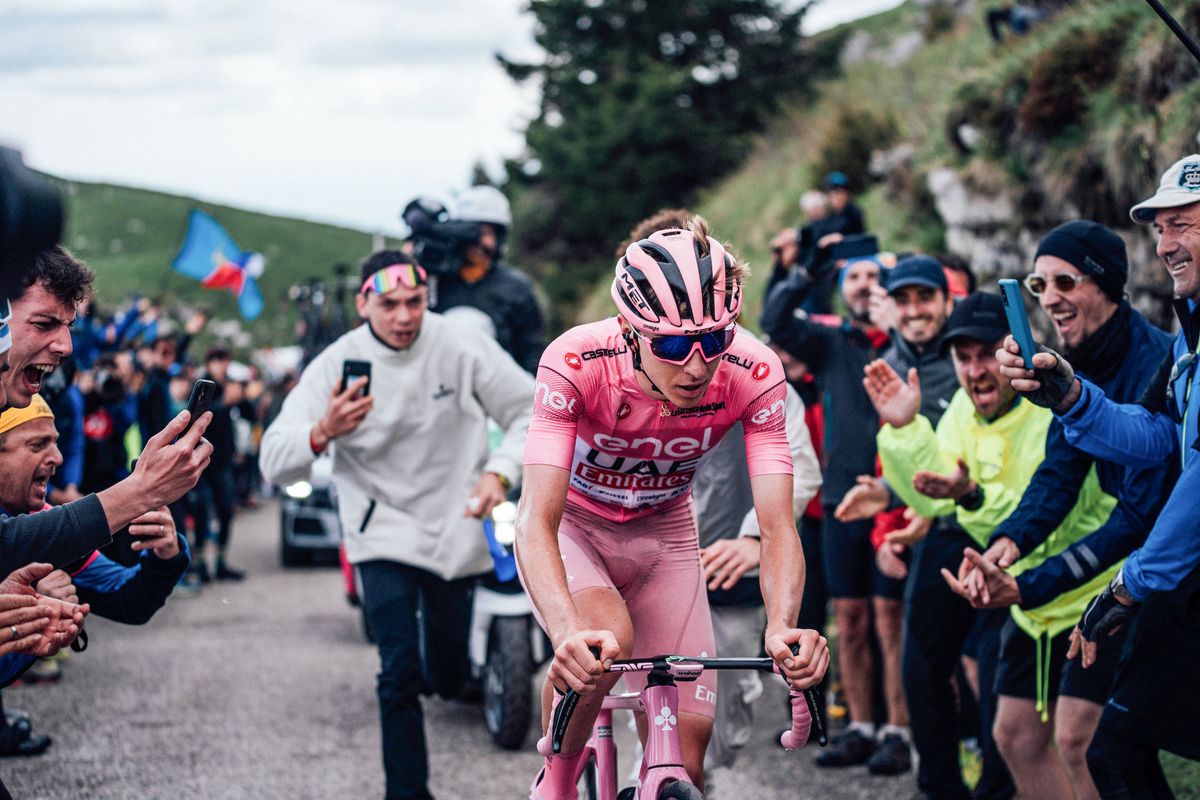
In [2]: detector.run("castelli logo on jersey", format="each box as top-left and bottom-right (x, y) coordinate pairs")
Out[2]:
(752, 362), (770, 381)
(616, 402), (631, 420)
(564, 352), (583, 371)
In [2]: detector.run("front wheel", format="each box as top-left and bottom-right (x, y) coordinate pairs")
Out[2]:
(658, 780), (704, 799)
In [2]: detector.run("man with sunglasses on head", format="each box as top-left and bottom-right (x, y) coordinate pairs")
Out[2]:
(260, 250), (534, 800)
(518, 217), (829, 799)
(944, 221), (1172, 800)
(997, 157), (1200, 794)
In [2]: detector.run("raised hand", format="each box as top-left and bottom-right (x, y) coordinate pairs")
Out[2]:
(834, 475), (888, 522)
(312, 377), (373, 450)
(912, 458), (972, 500)
(883, 508), (932, 547)
(863, 360), (921, 428)
(129, 506), (181, 559)
(941, 549), (1021, 608)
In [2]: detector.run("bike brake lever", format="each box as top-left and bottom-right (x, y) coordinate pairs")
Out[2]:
(550, 646), (604, 754)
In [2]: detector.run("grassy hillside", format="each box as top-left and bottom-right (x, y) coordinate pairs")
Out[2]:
(694, 0), (1200, 325)
(57, 178), (390, 346)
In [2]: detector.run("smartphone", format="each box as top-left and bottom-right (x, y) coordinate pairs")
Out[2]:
(999, 279), (1037, 369)
(178, 379), (216, 441)
(341, 360), (372, 397)
(827, 233), (879, 261)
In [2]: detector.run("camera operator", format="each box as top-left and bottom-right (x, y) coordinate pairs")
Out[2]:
(425, 186), (545, 374)
(0, 149), (213, 575)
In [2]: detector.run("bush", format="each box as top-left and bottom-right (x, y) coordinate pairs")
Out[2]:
(813, 106), (899, 193)
(1017, 24), (1126, 136)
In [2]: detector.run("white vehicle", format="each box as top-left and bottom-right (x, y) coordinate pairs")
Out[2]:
(279, 452), (342, 566)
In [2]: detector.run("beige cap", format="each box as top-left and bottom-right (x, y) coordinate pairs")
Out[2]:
(1131, 153), (1200, 223)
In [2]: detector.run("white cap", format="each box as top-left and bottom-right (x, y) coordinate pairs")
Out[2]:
(1130, 153), (1200, 223)
(450, 186), (512, 228)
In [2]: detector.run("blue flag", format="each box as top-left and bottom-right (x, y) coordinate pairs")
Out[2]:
(172, 209), (265, 321)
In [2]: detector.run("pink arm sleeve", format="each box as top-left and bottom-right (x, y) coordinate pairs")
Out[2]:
(524, 366), (584, 469)
(742, 379), (794, 477)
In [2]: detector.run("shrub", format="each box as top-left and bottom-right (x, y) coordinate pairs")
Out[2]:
(813, 106), (899, 192)
(1017, 24), (1126, 136)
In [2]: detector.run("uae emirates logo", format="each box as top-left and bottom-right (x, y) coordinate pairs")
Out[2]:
(616, 402), (631, 420)
(752, 362), (770, 381)
(563, 352), (583, 371)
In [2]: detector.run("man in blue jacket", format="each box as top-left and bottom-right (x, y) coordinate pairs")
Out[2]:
(951, 220), (1172, 798)
(997, 155), (1200, 796)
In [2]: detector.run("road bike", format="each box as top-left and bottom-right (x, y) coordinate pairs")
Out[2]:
(535, 649), (826, 800)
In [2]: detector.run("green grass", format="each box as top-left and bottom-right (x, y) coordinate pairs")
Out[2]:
(1164, 752), (1200, 798)
(56, 177), (397, 346)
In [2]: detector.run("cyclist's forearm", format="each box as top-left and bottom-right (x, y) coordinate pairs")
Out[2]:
(516, 523), (579, 643)
(759, 520), (804, 632)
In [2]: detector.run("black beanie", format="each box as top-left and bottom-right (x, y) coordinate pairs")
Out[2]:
(1034, 220), (1128, 303)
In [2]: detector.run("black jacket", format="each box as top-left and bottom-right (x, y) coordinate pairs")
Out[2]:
(430, 261), (545, 374)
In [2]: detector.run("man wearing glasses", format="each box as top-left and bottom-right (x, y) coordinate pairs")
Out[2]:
(260, 250), (533, 800)
(996, 157), (1200, 794)
(946, 220), (1172, 799)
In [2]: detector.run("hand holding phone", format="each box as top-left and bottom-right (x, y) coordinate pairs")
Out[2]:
(999, 279), (1036, 369)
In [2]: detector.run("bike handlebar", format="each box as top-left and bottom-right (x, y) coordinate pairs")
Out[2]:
(544, 645), (827, 755)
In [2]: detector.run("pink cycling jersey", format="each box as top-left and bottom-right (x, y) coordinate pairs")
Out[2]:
(525, 317), (793, 521)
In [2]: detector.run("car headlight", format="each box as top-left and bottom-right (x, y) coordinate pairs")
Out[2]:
(285, 481), (313, 499)
(491, 501), (517, 546)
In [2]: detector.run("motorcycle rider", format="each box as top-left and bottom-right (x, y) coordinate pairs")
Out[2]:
(428, 186), (546, 374)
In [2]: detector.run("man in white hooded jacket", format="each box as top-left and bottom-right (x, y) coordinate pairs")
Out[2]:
(260, 249), (533, 800)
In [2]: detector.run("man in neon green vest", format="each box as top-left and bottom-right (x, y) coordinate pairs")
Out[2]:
(865, 292), (1118, 800)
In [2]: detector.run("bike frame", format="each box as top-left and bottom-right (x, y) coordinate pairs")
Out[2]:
(538, 653), (825, 800)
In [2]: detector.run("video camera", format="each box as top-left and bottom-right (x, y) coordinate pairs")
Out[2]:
(400, 197), (481, 276)
(0, 146), (64, 300)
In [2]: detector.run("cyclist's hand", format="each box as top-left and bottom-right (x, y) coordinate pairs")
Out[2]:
(1066, 626), (1099, 669)
(834, 475), (888, 522)
(700, 538), (761, 591)
(766, 628), (829, 690)
(548, 629), (620, 695)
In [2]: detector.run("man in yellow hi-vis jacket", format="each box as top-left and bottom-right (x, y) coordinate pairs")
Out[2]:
(866, 292), (1118, 800)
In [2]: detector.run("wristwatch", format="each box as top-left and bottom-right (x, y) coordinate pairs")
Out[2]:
(956, 483), (984, 512)
(1111, 568), (1135, 604)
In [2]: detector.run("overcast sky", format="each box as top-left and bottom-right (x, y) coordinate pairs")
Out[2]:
(0, 0), (902, 235)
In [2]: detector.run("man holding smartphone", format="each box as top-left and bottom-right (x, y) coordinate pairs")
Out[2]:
(260, 249), (533, 800)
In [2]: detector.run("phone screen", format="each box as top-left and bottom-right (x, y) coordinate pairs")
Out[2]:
(342, 360), (372, 397)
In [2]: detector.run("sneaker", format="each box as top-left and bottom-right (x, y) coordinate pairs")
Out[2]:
(868, 732), (912, 775)
(20, 658), (62, 685)
(193, 562), (212, 584)
(0, 716), (51, 757)
(215, 563), (245, 581)
(815, 728), (876, 767)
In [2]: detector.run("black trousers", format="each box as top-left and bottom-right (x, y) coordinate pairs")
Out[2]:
(902, 522), (1014, 800)
(359, 561), (475, 800)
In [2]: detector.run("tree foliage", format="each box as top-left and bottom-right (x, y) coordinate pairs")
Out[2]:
(499, 0), (817, 315)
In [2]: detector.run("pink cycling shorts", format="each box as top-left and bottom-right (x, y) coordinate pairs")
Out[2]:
(521, 497), (718, 719)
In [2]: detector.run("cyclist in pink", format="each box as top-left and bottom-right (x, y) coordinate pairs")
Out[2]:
(516, 218), (830, 798)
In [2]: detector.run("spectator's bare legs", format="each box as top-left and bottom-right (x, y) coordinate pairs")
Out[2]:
(1054, 697), (1103, 800)
(834, 597), (873, 725)
(994, 697), (1072, 799)
(872, 596), (908, 727)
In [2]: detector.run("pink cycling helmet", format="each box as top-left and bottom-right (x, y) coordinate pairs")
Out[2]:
(611, 228), (743, 336)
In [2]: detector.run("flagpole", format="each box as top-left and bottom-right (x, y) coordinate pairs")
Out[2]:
(1144, 0), (1200, 64)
